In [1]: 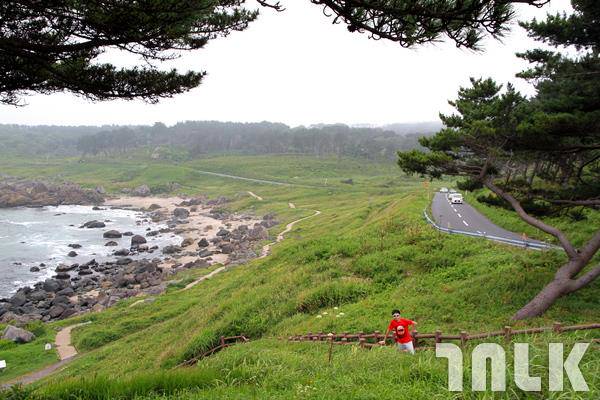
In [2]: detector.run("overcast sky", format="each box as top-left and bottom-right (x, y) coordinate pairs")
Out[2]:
(0, 0), (571, 127)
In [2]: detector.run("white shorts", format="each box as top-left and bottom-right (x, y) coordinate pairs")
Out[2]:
(396, 341), (415, 354)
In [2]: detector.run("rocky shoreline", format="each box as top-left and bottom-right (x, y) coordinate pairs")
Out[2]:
(0, 194), (278, 326)
(0, 177), (105, 208)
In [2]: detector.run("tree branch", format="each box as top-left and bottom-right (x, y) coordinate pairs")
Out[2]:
(483, 177), (578, 258)
(570, 264), (600, 291)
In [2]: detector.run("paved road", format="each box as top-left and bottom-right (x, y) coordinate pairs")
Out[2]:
(431, 192), (546, 245)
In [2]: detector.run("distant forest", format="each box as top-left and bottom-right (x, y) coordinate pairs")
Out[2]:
(0, 121), (440, 161)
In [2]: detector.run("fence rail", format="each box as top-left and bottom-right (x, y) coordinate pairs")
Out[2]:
(422, 209), (563, 251)
(287, 322), (600, 350)
(177, 335), (250, 367)
(177, 322), (599, 367)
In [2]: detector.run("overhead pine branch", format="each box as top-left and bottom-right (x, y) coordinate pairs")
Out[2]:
(0, 0), (259, 105)
(311, 0), (550, 49)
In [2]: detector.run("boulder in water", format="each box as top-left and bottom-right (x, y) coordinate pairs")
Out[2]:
(103, 230), (122, 238)
(131, 235), (147, 247)
(81, 220), (105, 229)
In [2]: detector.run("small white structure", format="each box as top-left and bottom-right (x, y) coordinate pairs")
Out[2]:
(0, 360), (6, 369)
(45, 343), (52, 351)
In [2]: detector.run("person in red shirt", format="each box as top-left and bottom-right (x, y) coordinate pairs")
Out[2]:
(379, 309), (417, 354)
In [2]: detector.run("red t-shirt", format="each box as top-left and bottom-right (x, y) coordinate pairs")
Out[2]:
(388, 318), (414, 344)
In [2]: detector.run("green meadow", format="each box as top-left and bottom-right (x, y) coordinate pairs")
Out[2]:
(0, 154), (598, 399)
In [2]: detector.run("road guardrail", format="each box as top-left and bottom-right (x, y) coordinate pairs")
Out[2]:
(423, 209), (563, 251)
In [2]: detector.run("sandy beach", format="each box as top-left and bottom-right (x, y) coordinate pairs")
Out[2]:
(104, 196), (260, 268)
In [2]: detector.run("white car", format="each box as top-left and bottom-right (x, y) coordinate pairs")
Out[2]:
(440, 187), (449, 193)
(449, 188), (457, 193)
(449, 193), (463, 204)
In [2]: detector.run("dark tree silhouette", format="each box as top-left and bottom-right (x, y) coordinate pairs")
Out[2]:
(0, 0), (258, 105)
(311, 0), (550, 49)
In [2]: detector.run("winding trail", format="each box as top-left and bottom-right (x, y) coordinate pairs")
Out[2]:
(260, 210), (321, 258)
(4, 322), (90, 387)
(182, 266), (227, 291)
(247, 191), (263, 201)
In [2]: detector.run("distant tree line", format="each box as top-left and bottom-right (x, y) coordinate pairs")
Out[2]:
(0, 121), (437, 161)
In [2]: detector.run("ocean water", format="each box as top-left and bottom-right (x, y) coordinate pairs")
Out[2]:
(0, 205), (180, 298)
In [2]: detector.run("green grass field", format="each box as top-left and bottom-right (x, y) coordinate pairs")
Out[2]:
(0, 154), (598, 399)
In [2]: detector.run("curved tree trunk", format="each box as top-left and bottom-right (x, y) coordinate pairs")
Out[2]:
(512, 279), (571, 320)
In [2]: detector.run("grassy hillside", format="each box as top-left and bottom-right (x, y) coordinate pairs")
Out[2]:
(0, 155), (598, 399)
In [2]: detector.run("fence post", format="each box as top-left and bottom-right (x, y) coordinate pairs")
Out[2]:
(460, 331), (468, 348)
(328, 333), (334, 363)
(341, 332), (348, 343)
(318, 331), (324, 341)
(553, 322), (562, 334)
(504, 326), (512, 343)
(435, 330), (442, 344)
(220, 336), (225, 347)
(374, 330), (381, 342)
(412, 329), (419, 348)
(359, 337), (366, 348)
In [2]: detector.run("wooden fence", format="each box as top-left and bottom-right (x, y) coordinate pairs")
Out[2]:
(177, 335), (250, 367)
(287, 322), (600, 350)
(177, 322), (599, 367)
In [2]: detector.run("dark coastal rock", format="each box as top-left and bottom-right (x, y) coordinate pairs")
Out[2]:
(162, 245), (182, 254)
(173, 208), (190, 219)
(42, 279), (61, 292)
(52, 295), (70, 306)
(2, 325), (35, 343)
(10, 291), (27, 307)
(116, 257), (133, 265)
(54, 272), (70, 280)
(122, 231), (134, 236)
(67, 251), (78, 257)
(0, 302), (11, 316)
(57, 287), (75, 296)
(81, 220), (105, 229)
(180, 238), (194, 247)
(56, 264), (76, 273)
(198, 238), (209, 247)
(114, 249), (130, 256)
(48, 305), (65, 318)
(131, 235), (147, 247)
(103, 230), (122, 238)
(105, 241), (118, 246)
(219, 243), (235, 254)
(148, 204), (162, 211)
(0, 178), (104, 208)
(68, 243), (82, 249)
(132, 185), (151, 197)
(248, 225), (268, 240)
(198, 249), (213, 258)
(216, 228), (230, 237)
(29, 290), (47, 302)
(29, 266), (40, 272)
